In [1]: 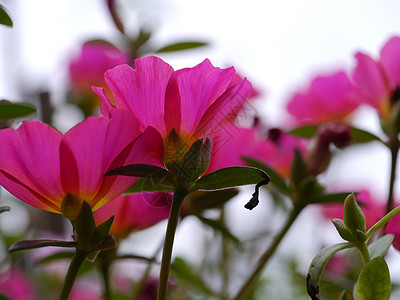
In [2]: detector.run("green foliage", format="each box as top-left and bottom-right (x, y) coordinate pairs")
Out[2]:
(355, 257), (391, 300)
(156, 41), (208, 53)
(343, 194), (366, 234)
(195, 166), (269, 191)
(0, 101), (36, 120)
(368, 235), (394, 259)
(196, 215), (241, 245)
(0, 5), (12, 27)
(0, 206), (10, 214)
(307, 243), (354, 300)
(8, 239), (77, 252)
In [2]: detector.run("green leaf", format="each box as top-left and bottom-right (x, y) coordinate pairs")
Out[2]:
(0, 101), (36, 120)
(8, 239), (77, 252)
(331, 219), (355, 242)
(368, 234), (394, 259)
(0, 206), (10, 213)
(308, 192), (351, 204)
(242, 157), (290, 194)
(0, 5), (12, 27)
(194, 166), (269, 191)
(0, 294), (10, 300)
(105, 164), (173, 182)
(124, 177), (174, 193)
(307, 242), (354, 300)
(196, 215), (240, 245)
(156, 41), (208, 53)
(170, 257), (218, 296)
(356, 257), (390, 300)
(183, 189), (239, 216)
(93, 216), (115, 244)
(288, 125), (318, 138)
(350, 127), (383, 144)
(92, 234), (118, 252)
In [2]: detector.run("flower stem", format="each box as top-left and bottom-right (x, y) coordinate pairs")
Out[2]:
(385, 140), (399, 216)
(58, 249), (87, 300)
(232, 206), (303, 300)
(157, 188), (187, 300)
(98, 248), (117, 300)
(356, 242), (371, 265)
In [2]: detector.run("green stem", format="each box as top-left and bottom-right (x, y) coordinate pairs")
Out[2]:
(220, 206), (229, 300)
(59, 249), (87, 300)
(232, 206), (303, 300)
(356, 242), (371, 265)
(367, 205), (400, 239)
(98, 248), (117, 300)
(385, 140), (399, 216)
(157, 188), (187, 300)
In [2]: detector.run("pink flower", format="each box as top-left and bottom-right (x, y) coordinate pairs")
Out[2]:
(94, 192), (171, 239)
(0, 267), (36, 300)
(320, 189), (385, 230)
(0, 111), (163, 220)
(69, 280), (102, 300)
(353, 36), (400, 119)
(93, 56), (253, 175)
(69, 42), (129, 95)
(287, 72), (362, 125)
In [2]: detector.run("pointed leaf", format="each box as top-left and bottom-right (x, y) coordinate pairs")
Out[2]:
(356, 257), (390, 300)
(0, 5), (12, 27)
(291, 149), (308, 186)
(307, 242), (354, 300)
(195, 166), (269, 191)
(350, 127), (383, 144)
(288, 125), (318, 138)
(243, 157), (289, 194)
(9, 239), (77, 252)
(196, 215), (240, 245)
(105, 164), (173, 182)
(368, 234), (394, 259)
(93, 234), (118, 251)
(332, 219), (355, 242)
(156, 41), (208, 53)
(0, 206), (10, 213)
(0, 101), (36, 120)
(124, 177), (174, 193)
(93, 216), (115, 244)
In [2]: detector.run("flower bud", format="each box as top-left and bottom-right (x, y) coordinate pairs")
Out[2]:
(343, 193), (366, 233)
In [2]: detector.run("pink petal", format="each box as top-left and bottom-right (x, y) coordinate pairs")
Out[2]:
(92, 126), (164, 210)
(61, 112), (141, 205)
(194, 78), (252, 139)
(380, 36), (400, 88)
(353, 52), (390, 109)
(172, 59), (236, 134)
(0, 121), (64, 212)
(104, 57), (174, 133)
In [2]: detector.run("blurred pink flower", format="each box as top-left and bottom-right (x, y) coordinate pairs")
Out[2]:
(0, 111), (163, 220)
(0, 267), (36, 300)
(93, 56), (253, 174)
(69, 280), (102, 300)
(69, 42), (129, 95)
(94, 192), (171, 239)
(320, 189), (385, 230)
(207, 124), (307, 179)
(353, 36), (400, 119)
(287, 72), (362, 125)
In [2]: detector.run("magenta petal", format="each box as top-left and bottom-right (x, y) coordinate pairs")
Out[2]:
(172, 59), (236, 134)
(0, 121), (64, 212)
(62, 112), (141, 204)
(92, 126), (164, 210)
(195, 78), (252, 139)
(353, 52), (389, 109)
(381, 36), (400, 87)
(104, 57), (174, 133)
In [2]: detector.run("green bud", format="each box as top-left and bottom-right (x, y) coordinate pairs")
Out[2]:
(343, 193), (366, 233)
(182, 137), (212, 181)
(331, 218), (355, 242)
